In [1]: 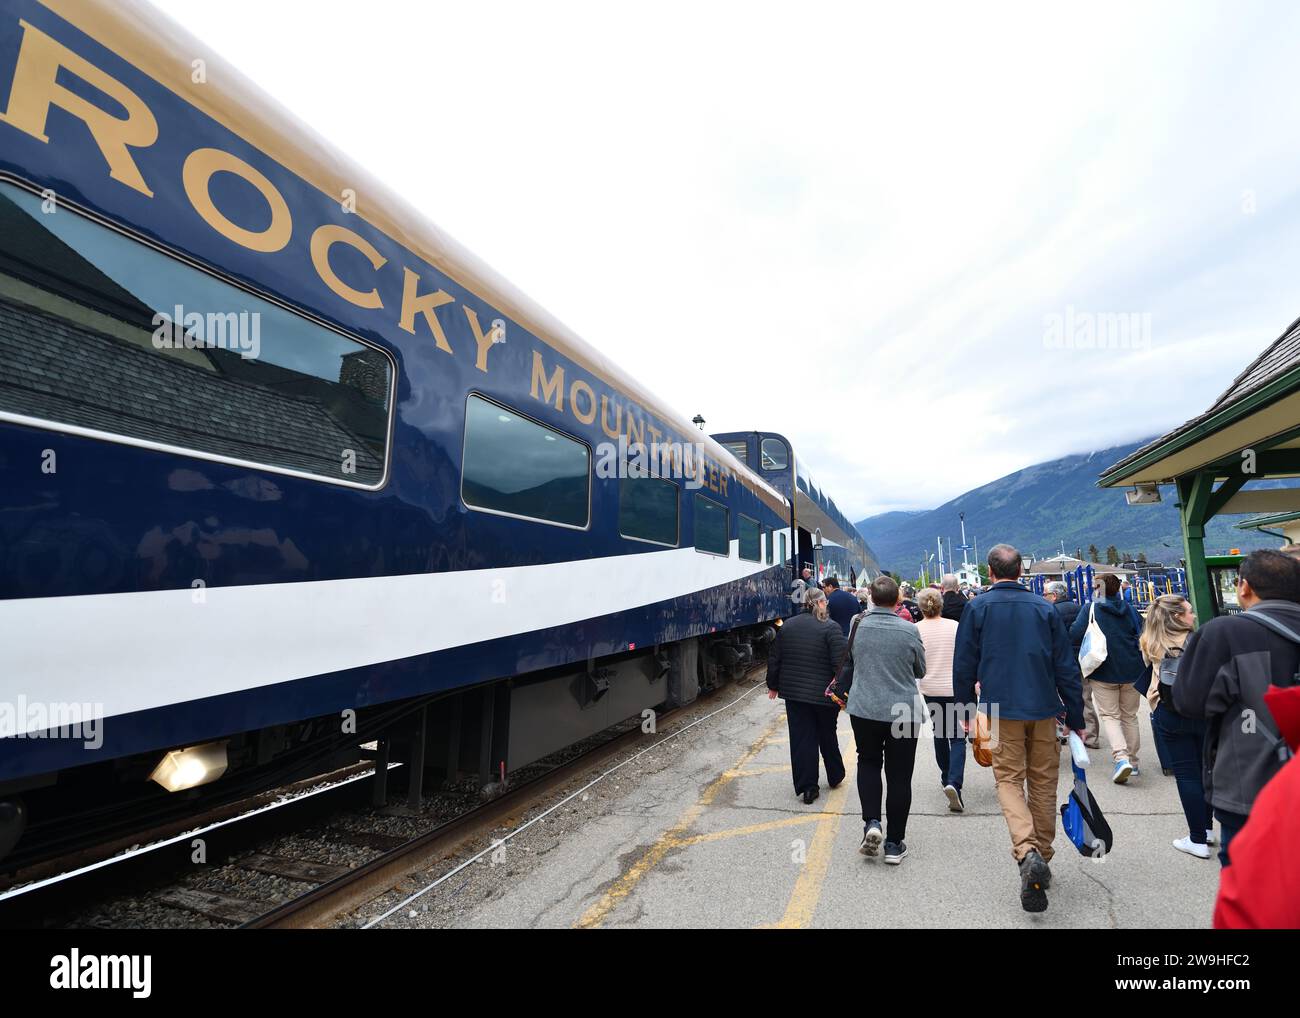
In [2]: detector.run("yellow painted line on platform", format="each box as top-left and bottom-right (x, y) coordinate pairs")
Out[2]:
(574, 712), (784, 929)
(730, 764), (791, 777)
(679, 812), (827, 846)
(764, 751), (857, 929)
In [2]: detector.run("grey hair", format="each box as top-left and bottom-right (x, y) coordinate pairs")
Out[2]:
(805, 588), (827, 611)
(1045, 581), (1068, 599)
(940, 573), (959, 592)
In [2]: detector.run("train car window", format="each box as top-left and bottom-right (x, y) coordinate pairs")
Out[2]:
(0, 181), (392, 487)
(780, 532), (787, 567)
(693, 494), (729, 556)
(462, 396), (590, 528)
(761, 438), (789, 471)
(720, 439), (748, 465)
(766, 528), (774, 565)
(739, 515), (761, 561)
(619, 475), (679, 546)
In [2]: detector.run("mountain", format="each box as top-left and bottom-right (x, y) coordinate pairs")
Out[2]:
(854, 438), (1277, 575)
(855, 509), (924, 535)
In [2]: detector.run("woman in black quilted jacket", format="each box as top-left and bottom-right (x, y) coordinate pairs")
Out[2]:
(766, 589), (849, 804)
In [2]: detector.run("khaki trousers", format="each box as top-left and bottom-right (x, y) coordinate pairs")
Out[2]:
(1090, 680), (1141, 766)
(1081, 676), (1100, 745)
(990, 717), (1061, 863)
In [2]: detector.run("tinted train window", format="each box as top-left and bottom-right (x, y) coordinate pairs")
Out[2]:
(780, 532), (787, 567)
(693, 494), (729, 556)
(619, 475), (679, 546)
(766, 529), (774, 564)
(761, 438), (789, 471)
(0, 182), (391, 486)
(462, 396), (590, 527)
(720, 439), (748, 465)
(739, 515), (761, 561)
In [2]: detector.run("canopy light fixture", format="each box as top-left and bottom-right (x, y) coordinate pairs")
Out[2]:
(1125, 483), (1162, 505)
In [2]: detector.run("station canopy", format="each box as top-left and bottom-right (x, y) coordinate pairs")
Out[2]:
(1098, 313), (1300, 616)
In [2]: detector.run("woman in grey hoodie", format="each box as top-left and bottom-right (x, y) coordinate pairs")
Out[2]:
(834, 574), (927, 865)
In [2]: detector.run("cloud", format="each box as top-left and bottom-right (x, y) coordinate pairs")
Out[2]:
(152, 0), (1300, 518)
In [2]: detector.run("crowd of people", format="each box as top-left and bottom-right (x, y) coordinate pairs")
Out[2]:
(765, 544), (1300, 924)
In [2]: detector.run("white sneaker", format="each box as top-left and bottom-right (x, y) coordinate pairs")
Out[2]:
(1205, 829), (1217, 845)
(1173, 836), (1211, 859)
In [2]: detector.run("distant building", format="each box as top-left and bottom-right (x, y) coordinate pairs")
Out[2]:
(1025, 554), (1134, 584)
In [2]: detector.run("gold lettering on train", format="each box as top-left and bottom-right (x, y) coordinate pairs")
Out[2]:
(0, 21), (774, 515)
(625, 411), (645, 450)
(570, 380), (597, 425)
(0, 20), (157, 196)
(462, 306), (500, 372)
(182, 148), (292, 252)
(398, 267), (453, 352)
(530, 350), (564, 410)
(310, 224), (385, 309)
(599, 395), (622, 439)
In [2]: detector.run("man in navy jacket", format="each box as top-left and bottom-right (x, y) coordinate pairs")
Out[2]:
(953, 544), (1085, 914)
(823, 576), (862, 636)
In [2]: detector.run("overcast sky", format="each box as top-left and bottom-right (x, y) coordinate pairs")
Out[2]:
(152, 0), (1300, 520)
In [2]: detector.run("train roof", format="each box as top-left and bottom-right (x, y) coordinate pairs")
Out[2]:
(45, 0), (786, 511)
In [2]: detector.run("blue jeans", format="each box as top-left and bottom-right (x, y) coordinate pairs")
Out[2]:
(1151, 704), (1208, 844)
(1148, 701), (1173, 771)
(1216, 808), (1250, 868)
(924, 695), (968, 792)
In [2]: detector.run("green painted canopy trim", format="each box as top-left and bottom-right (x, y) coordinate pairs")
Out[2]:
(1235, 510), (1300, 531)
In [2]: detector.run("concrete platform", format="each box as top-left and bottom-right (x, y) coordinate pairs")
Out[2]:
(431, 682), (1222, 928)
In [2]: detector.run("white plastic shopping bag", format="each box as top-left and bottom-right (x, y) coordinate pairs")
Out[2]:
(1078, 602), (1108, 677)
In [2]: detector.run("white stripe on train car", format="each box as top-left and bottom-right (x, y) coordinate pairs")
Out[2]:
(0, 532), (791, 736)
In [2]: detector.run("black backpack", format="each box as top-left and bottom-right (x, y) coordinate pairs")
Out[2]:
(1235, 611), (1300, 764)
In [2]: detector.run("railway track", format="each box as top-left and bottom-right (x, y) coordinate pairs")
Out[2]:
(0, 667), (766, 930)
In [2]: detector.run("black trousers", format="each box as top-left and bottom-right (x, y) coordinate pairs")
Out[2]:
(850, 715), (920, 842)
(785, 699), (845, 794)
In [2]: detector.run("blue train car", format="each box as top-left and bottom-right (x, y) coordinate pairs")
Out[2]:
(712, 431), (880, 587)
(0, 0), (868, 863)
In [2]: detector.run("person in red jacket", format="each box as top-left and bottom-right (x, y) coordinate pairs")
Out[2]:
(1213, 682), (1300, 928)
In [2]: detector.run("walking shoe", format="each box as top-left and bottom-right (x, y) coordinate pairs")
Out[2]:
(1173, 836), (1211, 860)
(1205, 829), (1217, 845)
(860, 821), (883, 857)
(1129, 766), (1141, 778)
(884, 841), (908, 865)
(829, 776), (844, 790)
(1162, 768), (1174, 777)
(1085, 739), (1101, 749)
(1018, 850), (1049, 913)
(802, 787), (820, 805)
(943, 784), (964, 813)
(1112, 761), (1133, 784)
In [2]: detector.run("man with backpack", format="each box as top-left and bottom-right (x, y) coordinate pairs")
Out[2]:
(1174, 549), (1300, 865)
